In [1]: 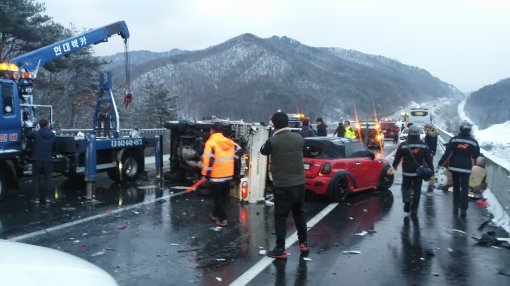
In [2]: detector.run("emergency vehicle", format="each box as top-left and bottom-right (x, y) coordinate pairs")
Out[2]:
(0, 21), (162, 202)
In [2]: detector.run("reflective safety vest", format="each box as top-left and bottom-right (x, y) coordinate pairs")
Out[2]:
(201, 132), (237, 182)
(344, 126), (355, 139)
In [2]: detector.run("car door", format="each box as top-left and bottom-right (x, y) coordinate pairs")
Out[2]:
(345, 142), (378, 190)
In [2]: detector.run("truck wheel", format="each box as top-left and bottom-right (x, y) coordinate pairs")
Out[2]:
(0, 173), (7, 201)
(0, 173), (6, 201)
(328, 176), (349, 202)
(378, 166), (394, 189)
(107, 151), (144, 182)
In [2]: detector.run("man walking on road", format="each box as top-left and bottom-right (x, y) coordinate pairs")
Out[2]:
(261, 112), (308, 259)
(389, 125), (433, 216)
(438, 121), (480, 217)
(200, 122), (238, 227)
(29, 118), (56, 204)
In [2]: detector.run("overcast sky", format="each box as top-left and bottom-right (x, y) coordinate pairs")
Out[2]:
(41, 0), (510, 92)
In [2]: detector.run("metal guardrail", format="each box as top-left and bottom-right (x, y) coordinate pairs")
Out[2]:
(434, 124), (510, 218)
(59, 128), (168, 136)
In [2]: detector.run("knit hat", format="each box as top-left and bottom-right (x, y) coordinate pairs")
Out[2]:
(408, 125), (420, 135)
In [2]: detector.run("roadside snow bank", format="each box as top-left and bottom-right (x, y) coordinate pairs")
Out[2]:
(475, 121), (510, 170)
(483, 189), (510, 234)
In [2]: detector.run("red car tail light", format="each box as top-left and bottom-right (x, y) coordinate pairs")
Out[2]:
(320, 162), (332, 175)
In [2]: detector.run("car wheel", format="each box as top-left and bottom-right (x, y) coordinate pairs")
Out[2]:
(378, 166), (394, 189)
(328, 176), (349, 202)
(0, 172), (6, 202)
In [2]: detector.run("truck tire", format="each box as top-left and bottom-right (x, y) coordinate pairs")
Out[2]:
(0, 173), (7, 202)
(107, 151), (144, 182)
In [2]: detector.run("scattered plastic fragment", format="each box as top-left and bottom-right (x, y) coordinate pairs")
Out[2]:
(265, 200), (274, 207)
(132, 210), (140, 215)
(210, 226), (222, 232)
(451, 229), (468, 235)
(349, 217), (354, 220)
(216, 277), (222, 282)
(342, 250), (361, 254)
(91, 250), (106, 257)
(447, 248), (453, 253)
(303, 257), (312, 261)
(170, 243), (179, 246)
(216, 258), (226, 261)
(118, 225), (127, 230)
(259, 250), (267, 255)
(61, 207), (76, 211)
(355, 231), (368, 236)
(137, 185), (157, 190)
(82, 233), (88, 236)
(176, 248), (198, 253)
(420, 257), (425, 261)
(475, 199), (488, 207)
(73, 240), (80, 243)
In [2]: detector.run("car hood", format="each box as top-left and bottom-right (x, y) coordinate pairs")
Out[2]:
(0, 240), (117, 286)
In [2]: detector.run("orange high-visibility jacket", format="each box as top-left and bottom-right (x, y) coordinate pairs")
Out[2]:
(201, 132), (237, 182)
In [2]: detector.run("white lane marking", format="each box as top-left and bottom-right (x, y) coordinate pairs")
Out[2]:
(229, 203), (339, 286)
(8, 188), (188, 242)
(230, 146), (396, 286)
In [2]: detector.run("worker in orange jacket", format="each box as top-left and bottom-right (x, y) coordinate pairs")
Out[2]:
(201, 122), (240, 227)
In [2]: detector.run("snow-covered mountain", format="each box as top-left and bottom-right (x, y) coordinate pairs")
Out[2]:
(106, 34), (463, 122)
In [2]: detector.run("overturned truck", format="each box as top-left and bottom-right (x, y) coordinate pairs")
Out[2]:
(164, 119), (269, 203)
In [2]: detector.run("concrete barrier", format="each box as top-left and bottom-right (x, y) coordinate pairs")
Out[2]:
(434, 125), (510, 218)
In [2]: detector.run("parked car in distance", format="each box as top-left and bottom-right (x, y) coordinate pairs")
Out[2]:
(380, 121), (400, 143)
(303, 137), (394, 201)
(0, 240), (118, 286)
(355, 121), (384, 149)
(397, 127), (425, 145)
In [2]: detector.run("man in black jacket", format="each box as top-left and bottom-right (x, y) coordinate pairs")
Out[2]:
(29, 118), (56, 204)
(389, 125), (433, 216)
(299, 120), (315, 138)
(261, 112), (308, 259)
(424, 124), (438, 157)
(316, 117), (328, 136)
(438, 121), (480, 217)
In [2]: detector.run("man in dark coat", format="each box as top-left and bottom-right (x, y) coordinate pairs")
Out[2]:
(424, 123), (438, 157)
(29, 118), (56, 204)
(316, 117), (328, 136)
(261, 112), (308, 259)
(299, 120), (315, 138)
(333, 121), (345, 138)
(438, 121), (480, 217)
(389, 125), (433, 216)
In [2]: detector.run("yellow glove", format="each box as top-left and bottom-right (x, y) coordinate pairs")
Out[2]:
(387, 167), (396, 175)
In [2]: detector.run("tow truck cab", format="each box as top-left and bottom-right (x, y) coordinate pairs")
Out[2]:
(355, 121), (384, 149)
(287, 113), (310, 133)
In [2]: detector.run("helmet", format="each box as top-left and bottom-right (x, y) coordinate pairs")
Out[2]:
(408, 125), (420, 135)
(460, 120), (472, 130)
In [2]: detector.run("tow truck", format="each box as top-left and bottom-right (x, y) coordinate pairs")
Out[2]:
(355, 120), (384, 149)
(287, 113), (310, 133)
(0, 21), (162, 202)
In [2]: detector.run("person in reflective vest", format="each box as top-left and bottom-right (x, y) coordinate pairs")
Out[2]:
(343, 120), (356, 139)
(201, 122), (239, 227)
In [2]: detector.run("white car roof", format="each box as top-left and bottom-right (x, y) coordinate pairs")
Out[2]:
(0, 240), (117, 286)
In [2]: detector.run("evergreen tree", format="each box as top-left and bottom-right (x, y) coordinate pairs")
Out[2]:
(140, 80), (178, 128)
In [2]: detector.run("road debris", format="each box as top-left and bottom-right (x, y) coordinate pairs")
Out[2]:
(355, 231), (368, 236)
(259, 250), (267, 255)
(91, 250), (106, 257)
(342, 250), (361, 255)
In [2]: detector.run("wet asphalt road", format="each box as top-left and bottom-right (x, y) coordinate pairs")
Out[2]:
(1, 142), (510, 286)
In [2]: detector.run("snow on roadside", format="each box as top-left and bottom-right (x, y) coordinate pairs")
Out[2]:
(474, 121), (510, 170)
(483, 189), (510, 234)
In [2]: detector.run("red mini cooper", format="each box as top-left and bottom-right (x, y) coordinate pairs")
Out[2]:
(303, 137), (394, 201)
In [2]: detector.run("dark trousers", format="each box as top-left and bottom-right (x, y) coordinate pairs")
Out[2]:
(32, 161), (53, 198)
(273, 184), (307, 249)
(210, 181), (230, 221)
(452, 171), (470, 211)
(401, 175), (423, 210)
